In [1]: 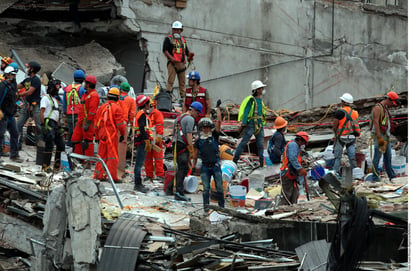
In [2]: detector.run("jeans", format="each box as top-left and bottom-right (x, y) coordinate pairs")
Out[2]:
(233, 121), (264, 164)
(200, 163), (224, 208)
(17, 102), (42, 147)
(0, 116), (19, 157)
(134, 143), (147, 185)
(372, 136), (396, 181)
(333, 138), (356, 173)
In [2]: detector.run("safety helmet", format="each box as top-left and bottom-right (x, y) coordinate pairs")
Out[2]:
(9, 62), (18, 71)
(3, 66), (17, 75)
(296, 131), (309, 144)
(198, 117), (213, 128)
(27, 61), (41, 73)
(187, 71), (200, 81)
(136, 94), (150, 107)
(1, 57), (12, 65)
(273, 116), (288, 129)
(85, 75), (97, 85)
(190, 101), (203, 113)
(251, 80), (266, 91)
(172, 21), (183, 29)
(73, 69), (85, 80)
(120, 82), (130, 92)
(108, 87), (120, 96)
(340, 93), (353, 104)
(386, 91), (399, 106)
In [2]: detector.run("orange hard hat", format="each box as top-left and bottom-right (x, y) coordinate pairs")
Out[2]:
(273, 116), (288, 129)
(386, 91), (399, 106)
(136, 94), (150, 107)
(108, 87), (120, 96)
(296, 131), (309, 144)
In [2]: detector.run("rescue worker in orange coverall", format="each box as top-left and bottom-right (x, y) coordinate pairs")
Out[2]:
(117, 82), (136, 178)
(71, 75), (100, 156)
(94, 87), (126, 181)
(144, 101), (165, 182)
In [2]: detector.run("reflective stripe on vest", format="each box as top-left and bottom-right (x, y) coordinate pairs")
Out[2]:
(184, 87), (206, 116)
(66, 83), (81, 114)
(337, 107), (357, 137)
(134, 110), (153, 139)
(280, 140), (303, 172)
(168, 35), (187, 63)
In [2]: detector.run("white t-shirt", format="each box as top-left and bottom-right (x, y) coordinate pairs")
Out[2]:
(40, 95), (59, 122)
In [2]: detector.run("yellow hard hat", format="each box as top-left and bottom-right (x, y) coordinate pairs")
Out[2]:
(108, 87), (120, 96)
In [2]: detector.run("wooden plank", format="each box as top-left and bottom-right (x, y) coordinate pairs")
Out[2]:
(175, 0), (187, 8)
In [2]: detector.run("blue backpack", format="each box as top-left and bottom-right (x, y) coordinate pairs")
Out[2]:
(267, 131), (284, 163)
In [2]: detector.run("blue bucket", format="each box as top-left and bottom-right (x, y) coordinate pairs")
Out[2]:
(310, 165), (325, 180)
(221, 160), (237, 182)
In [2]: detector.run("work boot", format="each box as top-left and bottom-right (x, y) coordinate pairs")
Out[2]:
(134, 184), (149, 193)
(174, 192), (189, 201)
(144, 176), (153, 182)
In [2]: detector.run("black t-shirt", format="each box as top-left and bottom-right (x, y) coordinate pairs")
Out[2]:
(162, 35), (189, 62)
(195, 130), (220, 164)
(20, 75), (41, 104)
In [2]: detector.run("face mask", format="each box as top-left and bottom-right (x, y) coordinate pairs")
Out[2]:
(173, 33), (181, 39)
(300, 144), (306, 151)
(200, 131), (212, 139)
(262, 90), (266, 95)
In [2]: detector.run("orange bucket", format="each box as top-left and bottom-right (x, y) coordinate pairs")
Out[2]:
(219, 144), (235, 160)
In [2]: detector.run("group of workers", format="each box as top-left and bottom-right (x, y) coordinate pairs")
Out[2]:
(0, 20), (402, 210)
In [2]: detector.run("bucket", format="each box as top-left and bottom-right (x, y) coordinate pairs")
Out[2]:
(310, 165), (325, 180)
(392, 156), (406, 177)
(352, 167), (364, 179)
(221, 160), (237, 182)
(229, 185), (246, 207)
(183, 175), (198, 193)
(219, 144), (235, 160)
(164, 171), (175, 192)
(248, 174), (265, 192)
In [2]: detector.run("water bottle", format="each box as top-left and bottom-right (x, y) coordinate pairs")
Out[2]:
(61, 152), (70, 172)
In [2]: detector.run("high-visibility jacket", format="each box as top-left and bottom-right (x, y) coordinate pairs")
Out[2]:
(78, 89), (100, 125)
(134, 110), (153, 141)
(280, 140), (303, 180)
(168, 34), (187, 63)
(95, 100), (126, 142)
(238, 95), (266, 125)
(184, 86), (207, 121)
(119, 92), (136, 125)
(337, 106), (359, 137)
(372, 103), (393, 135)
(65, 83), (82, 114)
(149, 109), (164, 139)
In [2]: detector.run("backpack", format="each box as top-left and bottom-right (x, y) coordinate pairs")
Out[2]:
(267, 131), (284, 163)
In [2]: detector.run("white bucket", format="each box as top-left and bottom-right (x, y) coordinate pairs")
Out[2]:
(392, 156), (406, 177)
(352, 167), (364, 179)
(229, 185), (247, 200)
(183, 175), (198, 193)
(248, 174), (265, 192)
(221, 160), (238, 182)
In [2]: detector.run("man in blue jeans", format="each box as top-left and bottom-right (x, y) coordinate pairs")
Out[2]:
(233, 80), (267, 167)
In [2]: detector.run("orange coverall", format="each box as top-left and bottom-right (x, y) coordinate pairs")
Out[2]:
(144, 109), (165, 179)
(71, 89), (100, 156)
(93, 100), (126, 181)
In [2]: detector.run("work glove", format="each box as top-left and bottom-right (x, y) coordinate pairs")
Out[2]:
(41, 123), (48, 135)
(83, 120), (91, 132)
(155, 136), (162, 145)
(298, 168), (307, 177)
(58, 127), (65, 137)
(216, 99), (221, 108)
(187, 145), (195, 159)
(188, 52), (194, 61)
(377, 135), (385, 147)
(119, 135), (125, 143)
(144, 139), (152, 152)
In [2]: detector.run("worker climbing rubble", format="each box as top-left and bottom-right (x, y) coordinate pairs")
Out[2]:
(93, 87), (126, 182)
(370, 91), (399, 182)
(162, 20), (194, 100)
(166, 101), (203, 201)
(71, 75), (100, 157)
(280, 131), (310, 205)
(182, 71), (210, 122)
(332, 93), (361, 176)
(267, 116), (288, 164)
(233, 80), (267, 167)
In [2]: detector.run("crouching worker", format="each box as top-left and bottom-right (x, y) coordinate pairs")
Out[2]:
(193, 102), (224, 211)
(40, 79), (65, 172)
(93, 88), (126, 182)
(280, 131), (309, 205)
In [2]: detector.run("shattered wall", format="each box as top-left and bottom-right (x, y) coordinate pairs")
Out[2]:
(121, 0), (407, 110)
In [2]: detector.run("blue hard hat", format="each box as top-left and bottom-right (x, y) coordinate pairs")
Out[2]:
(73, 69), (85, 80)
(190, 101), (203, 113)
(187, 71), (200, 81)
(9, 62), (19, 71)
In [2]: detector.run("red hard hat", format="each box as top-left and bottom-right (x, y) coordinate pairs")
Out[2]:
(386, 91), (399, 106)
(136, 94), (150, 107)
(85, 75), (97, 85)
(296, 131), (309, 144)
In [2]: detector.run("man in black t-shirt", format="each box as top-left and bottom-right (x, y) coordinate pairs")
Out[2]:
(16, 61), (42, 150)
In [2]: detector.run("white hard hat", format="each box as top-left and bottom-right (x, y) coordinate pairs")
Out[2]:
(3, 66), (16, 75)
(172, 21), (183, 29)
(251, 80), (266, 91)
(340, 93), (354, 104)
